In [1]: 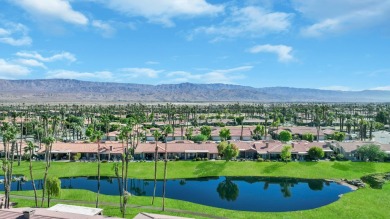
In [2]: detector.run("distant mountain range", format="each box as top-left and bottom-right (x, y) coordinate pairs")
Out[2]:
(0, 79), (389, 103)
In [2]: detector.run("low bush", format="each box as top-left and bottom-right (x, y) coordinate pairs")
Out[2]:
(330, 156), (336, 161)
(336, 154), (346, 161)
(257, 158), (264, 162)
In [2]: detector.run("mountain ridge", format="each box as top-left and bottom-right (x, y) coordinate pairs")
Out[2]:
(0, 79), (389, 103)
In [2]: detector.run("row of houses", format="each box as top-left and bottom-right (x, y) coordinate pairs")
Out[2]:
(9, 140), (334, 161)
(134, 140), (334, 161)
(1, 139), (389, 162)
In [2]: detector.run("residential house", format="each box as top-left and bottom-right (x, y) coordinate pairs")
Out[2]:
(37, 141), (124, 161)
(328, 141), (390, 161)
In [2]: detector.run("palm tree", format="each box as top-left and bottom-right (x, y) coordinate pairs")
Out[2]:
(161, 125), (173, 211)
(235, 116), (245, 140)
(151, 130), (161, 205)
(1, 122), (18, 208)
(24, 141), (38, 207)
(118, 125), (131, 217)
(90, 130), (104, 208)
(40, 135), (55, 207)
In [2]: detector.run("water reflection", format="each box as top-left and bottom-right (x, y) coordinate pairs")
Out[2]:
(217, 177), (239, 201)
(0, 176), (352, 212)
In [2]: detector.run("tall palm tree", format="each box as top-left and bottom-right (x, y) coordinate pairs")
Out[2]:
(40, 136), (55, 207)
(151, 130), (161, 205)
(235, 116), (245, 140)
(25, 141), (38, 207)
(161, 125), (173, 211)
(1, 122), (17, 208)
(118, 125), (131, 217)
(90, 130), (104, 208)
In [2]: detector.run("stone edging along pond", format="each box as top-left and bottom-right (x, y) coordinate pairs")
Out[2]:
(337, 172), (390, 190)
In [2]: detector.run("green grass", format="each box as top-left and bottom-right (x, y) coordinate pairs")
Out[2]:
(5, 161), (390, 218)
(10, 160), (390, 180)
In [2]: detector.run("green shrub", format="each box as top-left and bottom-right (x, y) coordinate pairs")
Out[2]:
(204, 158), (209, 161)
(336, 154), (345, 161)
(72, 153), (81, 161)
(102, 160), (108, 163)
(330, 156), (336, 161)
(257, 158), (264, 162)
(174, 156), (180, 161)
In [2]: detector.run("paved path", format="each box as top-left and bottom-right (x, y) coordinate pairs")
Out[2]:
(10, 194), (228, 219)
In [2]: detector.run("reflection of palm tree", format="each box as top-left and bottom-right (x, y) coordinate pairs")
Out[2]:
(308, 180), (324, 191)
(217, 177), (239, 201)
(179, 179), (186, 186)
(263, 182), (269, 190)
(280, 182), (291, 197)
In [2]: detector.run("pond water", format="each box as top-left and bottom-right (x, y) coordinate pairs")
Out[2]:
(1, 176), (352, 212)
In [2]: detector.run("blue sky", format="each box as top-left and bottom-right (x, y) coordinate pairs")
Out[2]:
(0, 0), (389, 91)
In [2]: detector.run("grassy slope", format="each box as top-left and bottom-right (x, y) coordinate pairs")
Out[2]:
(5, 161), (390, 218)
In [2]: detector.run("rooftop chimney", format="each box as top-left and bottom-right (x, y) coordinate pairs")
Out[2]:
(291, 143), (295, 148)
(265, 142), (269, 148)
(23, 209), (35, 219)
(110, 146), (113, 151)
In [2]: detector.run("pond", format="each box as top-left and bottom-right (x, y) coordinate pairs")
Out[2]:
(1, 176), (352, 212)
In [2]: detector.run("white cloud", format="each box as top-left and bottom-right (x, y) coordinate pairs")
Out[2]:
(249, 44), (293, 62)
(101, 0), (224, 26)
(46, 70), (112, 80)
(15, 59), (47, 69)
(165, 66), (252, 84)
(369, 86), (390, 91)
(13, 0), (88, 25)
(16, 51), (76, 62)
(145, 61), (160, 65)
(319, 86), (352, 91)
(0, 22), (32, 46)
(0, 59), (30, 76)
(191, 6), (292, 40)
(120, 68), (163, 78)
(293, 0), (390, 37)
(92, 20), (116, 38)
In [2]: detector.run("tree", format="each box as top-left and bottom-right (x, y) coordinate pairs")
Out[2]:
(192, 134), (208, 142)
(235, 116), (245, 140)
(332, 132), (346, 141)
(46, 176), (61, 207)
(279, 130), (292, 142)
(314, 113), (322, 142)
(308, 147), (324, 160)
(40, 136), (55, 207)
(90, 130), (103, 208)
(1, 122), (18, 208)
(24, 141), (38, 207)
(357, 144), (387, 161)
(302, 133), (314, 142)
(200, 126), (211, 139)
(185, 127), (193, 140)
(151, 130), (161, 205)
(161, 125), (173, 211)
(281, 145), (292, 162)
(219, 127), (231, 141)
(217, 141), (239, 161)
(253, 124), (265, 140)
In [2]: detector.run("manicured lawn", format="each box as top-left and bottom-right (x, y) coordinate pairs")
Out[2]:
(4, 161), (390, 218)
(10, 160), (390, 180)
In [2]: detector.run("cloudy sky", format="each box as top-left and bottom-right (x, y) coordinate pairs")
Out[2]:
(0, 0), (389, 91)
